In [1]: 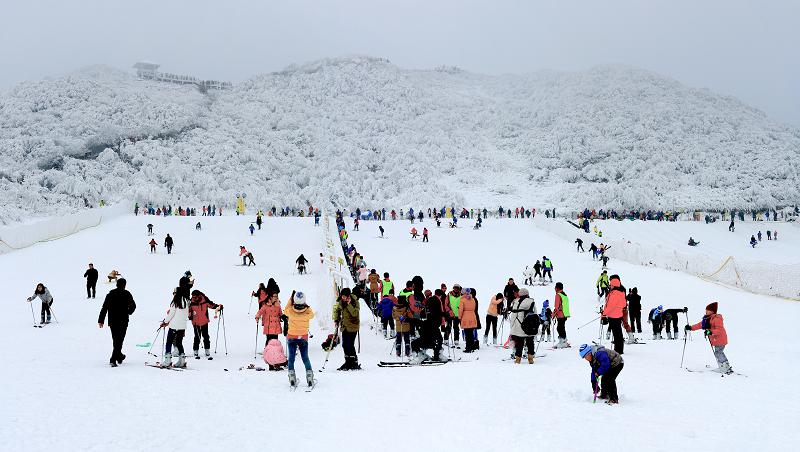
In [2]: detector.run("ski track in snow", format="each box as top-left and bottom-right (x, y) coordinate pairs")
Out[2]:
(0, 215), (798, 451)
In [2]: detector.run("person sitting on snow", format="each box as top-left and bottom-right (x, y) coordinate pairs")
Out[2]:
(688, 237), (699, 246)
(108, 270), (122, 283)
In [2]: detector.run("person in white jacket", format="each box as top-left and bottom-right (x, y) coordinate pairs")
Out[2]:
(508, 288), (536, 364)
(160, 289), (189, 367)
(522, 266), (533, 286)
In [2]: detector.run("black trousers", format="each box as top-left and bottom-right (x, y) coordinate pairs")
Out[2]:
(463, 328), (478, 351)
(193, 324), (211, 350)
(166, 245), (173, 254)
(543, 270), (552, 280)
(342, 331), (357, 357)
(665, 316), (679, 333)
(512, 335), (535, 358)
(110, 324), (128, 363)
(651, 319), (663, 334)
(40, 302), (52, 323)
(599, 363), (624, 402)
(629, 311), (642, 333)
(608, 318), (624, 354)
(381, 317), (395, 331)
(556, 317), (567, 339)
(444, 317), (460, 342)
(87, 281), (97, 298)
(484, 315), (498, 339)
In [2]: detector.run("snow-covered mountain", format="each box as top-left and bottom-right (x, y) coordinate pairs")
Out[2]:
(1, 56), (798, 223)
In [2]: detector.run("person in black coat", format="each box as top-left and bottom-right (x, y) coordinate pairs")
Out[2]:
(98, 279), (136, 367)
(164, 234), (174, 254)
(626, 288), (642, 333)
(179, 271), (193, 300)
(84, 263), (99, 299)
(503, 278), (519, 316)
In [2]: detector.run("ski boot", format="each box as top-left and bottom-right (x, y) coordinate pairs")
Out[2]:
(404, 344), (411, 357)
(175, 354), (187, 368)
(527, 354), (535, 364)
(720, 362), (734, 375)
(605, 330), (612, 340)
(306, 369), (315, 386)
(161, 353), (172, 367)
(666, 331), (673, 340)
(205, 349), (213, 360)
(288, 370), (297, 387)
(492, 337), (498, 345)
(194, 350), (201, 360)
(546, 333), (552, 342)
(410, 351), (430, 365)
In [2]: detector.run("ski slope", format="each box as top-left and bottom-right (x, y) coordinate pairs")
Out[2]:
(1, 214), (798, 451)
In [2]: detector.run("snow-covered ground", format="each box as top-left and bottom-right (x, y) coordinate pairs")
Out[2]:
(1, 214), (798, 451)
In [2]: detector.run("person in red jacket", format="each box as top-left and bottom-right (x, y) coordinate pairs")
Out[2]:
(602, 275), (627, 354)
(686, 301), (732, 374)
(255, 292), (283, 347)
(189, 290), (222, 359)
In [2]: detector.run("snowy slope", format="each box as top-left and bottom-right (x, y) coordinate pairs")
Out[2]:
(1, 57), (799, 224)
(1, 215), (798, 451)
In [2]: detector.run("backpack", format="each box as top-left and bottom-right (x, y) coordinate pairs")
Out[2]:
(518, 299), (540, 335)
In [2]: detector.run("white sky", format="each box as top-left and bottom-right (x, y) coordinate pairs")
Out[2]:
(1, 0), (798, 125)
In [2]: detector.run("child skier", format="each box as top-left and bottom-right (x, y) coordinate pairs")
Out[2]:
(27, 283), (54, 325)
(523, 266), (533, 286)
(284, 291), (315, 387)
(392, 295), (412, 357)
(378, 291), (396, 338)
(160, 289), (189, 368)
(648, 305), (664, 340)
(296, 254), (308, 274)
(533, 260), (543, 282)
(249, 224), (255, 235)
(239, 246), (255, 266)
(578, 343), (624, 405)
(411, 227), (418, 239)
(149, 239), (157, 253)
(686, 301), (733, 374)
(539, 299), (553, 342)
(189, 290), (222, 359)
(264, 338), (288, 371)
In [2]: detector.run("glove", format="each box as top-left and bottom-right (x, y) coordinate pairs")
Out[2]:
(399, 316), (406, 322)
(160, 322), (168, 328)
(704, 330), (712, 337)
(684, 325), (691, 331)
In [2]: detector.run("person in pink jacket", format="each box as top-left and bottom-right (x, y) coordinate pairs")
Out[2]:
(263, 338), (287, 371)
(255, 293), (283, 347)
(602, 275), (628, 354)
(686, 301), (733, 374)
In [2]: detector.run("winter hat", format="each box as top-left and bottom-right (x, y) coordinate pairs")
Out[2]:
(185, 270), (192, 277)
(579, 344), (593, 358)
(706, 302), (718, 314)
(462, 288), (472, 295)
(518, 288), (530, 297)
(542, 299), (549, 309)
(294, 291), (307, 306)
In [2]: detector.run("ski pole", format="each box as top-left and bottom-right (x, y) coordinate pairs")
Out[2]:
(576, 316), (600, 330)
(148, 327), (164, 357)
(47, 304), (59, 325)
(680, 326), (689, 368)
(248, 295), (254, 315)
(214, 311), (221, 354)
(29, 300), (36, 326)
(254, 319), (259, 359)
(319, 326), (339, 372)
(221, 310), (228, 355)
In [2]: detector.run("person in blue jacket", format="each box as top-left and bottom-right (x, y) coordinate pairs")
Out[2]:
(378, 292), (396, 338)
(579, 343), (624, 405)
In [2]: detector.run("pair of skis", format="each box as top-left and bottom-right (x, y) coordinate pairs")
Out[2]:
(685, 365), (747, 377)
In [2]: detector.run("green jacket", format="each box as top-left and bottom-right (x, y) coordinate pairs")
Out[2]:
(449, 293), (461, 318)
(333, 295), (360, 332)
(596, 273), (609, 289)
(382, 280), (394, 296)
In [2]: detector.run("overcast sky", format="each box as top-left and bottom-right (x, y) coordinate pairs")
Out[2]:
(1, 0), (798, 125)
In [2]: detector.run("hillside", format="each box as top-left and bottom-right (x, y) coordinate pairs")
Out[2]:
(1, 57), (798, 223)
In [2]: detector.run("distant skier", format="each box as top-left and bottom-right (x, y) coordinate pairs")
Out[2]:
(686, 301), (733, 374)
(256, 214), (263, 230)
(766, 230), (772, 240)
(240, 246), (255, 266)
(84, 263), (98, 299)
(97, 278), (136, 367)
(728, 219), (735, 232)
(164, 234), (174, 254)
(296, 254), (308, 274)
(523, 266), (533, 286)
(575, 238), (584, 252)
(27, 283), (54, 325)
(589, 243), (599, 260)
(189, 290), (222, 359)
(249, 224), (255, 235)
(687, 237), (699, 246)
(410, 227), (418, 239)
(750, 235), (757, 248)
(354, 217), (359, 231)
(648, 305), (664, 340)
(663, 307), (688, 340)
(149, 238), (157, 253)
(553, 282), (571, 349)
(422, 227), (429, 242)
(379, 225), (385, 238)
(147, 223), (154, 235)
(757, 231), (762, 242)
(596, 270), (610, 298)
(532, 260), (542, 282)
(195, 222), (201, 231)
(541, 256), (553, 282)
(107, 270), (122, 283)
(626, 288), (642, 335)
(600, 255), (610, 268)
(579, 343), (624, 405)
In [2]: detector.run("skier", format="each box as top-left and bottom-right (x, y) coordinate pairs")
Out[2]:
(255, 291), (282, 347)
(596, 270), (610, 298)
(296, 254), (308, 274)
(542, 256), (553, 282)
(164, 234), (174, 254)
(411, 227), (418, 239)
(27, 283), (54, 325)
(149, 238), (157, 253)
(392, 295), (411, 357)
(239, 246), (255, 266)
(368, 269), (382, 309)
(600, 254), (610, 268)
(379, 225), (385, 238)
(84, 263), (98, 299)
(575, 238), (584, 252)
(249, 224), (255, 235)
(256, 214), (263, 230)
(688, 237), (699, 246)
(523, 266), (533, 286)
(532, 261), (542, 282)
(264, 338), (288, 371)
(178, 271), (193, 300)
(686, 302), (733, 374)
(757, 231), (762, 242)
(459, 288), (480, 353)
(333, 288), (361, 370)
(663, 307), (688, 340)
(503, 278), (519, 305)
(381, 272), (394, 297)
(602, 275), (627, 354)
(578, 343), (624, 405)
(195, 222), (201, 231)
(750, 235), (757, 248)
(648, 305), (664, 340)
(97, 278), (136, 366)
(353, 217), (359, 231)
(422, 227), (429, 242)
(553, 282), (571, 348)
(538, 300), (553, 342)
(378, 290), (396, 338)
(508, 288), (536, 364)
(728, 219), (735, 232)
(767, 230), (772, 240)
(484, 293), (502, 345)
(626, 288), (642, 335)
(189, 290), (222, 359)
(147, 223), (154, 235)
(108, 269), (122, 283)
(589, 243), (599, 260)
(160, 288), (190, 368)
(284, 291), (315, 387)
(445, 284), (463, 348)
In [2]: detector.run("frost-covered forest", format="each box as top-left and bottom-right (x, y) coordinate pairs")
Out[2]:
(0, 56), (798, 224)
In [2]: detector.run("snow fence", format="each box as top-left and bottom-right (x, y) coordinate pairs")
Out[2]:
(0, 204), (128, 255)
(535, 219), (800, 300)
(317, 213), (353, 332)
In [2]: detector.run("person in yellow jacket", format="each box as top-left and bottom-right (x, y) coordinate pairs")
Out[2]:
(333, 287), (361, 370)
(284, 291), (315, 387)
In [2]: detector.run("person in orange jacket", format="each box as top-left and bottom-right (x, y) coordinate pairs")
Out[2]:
(686, 301), (732, 374)
(410, 227), (418, 239)
(255, 292), (283, 347)
(602, 275), (627, 354)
